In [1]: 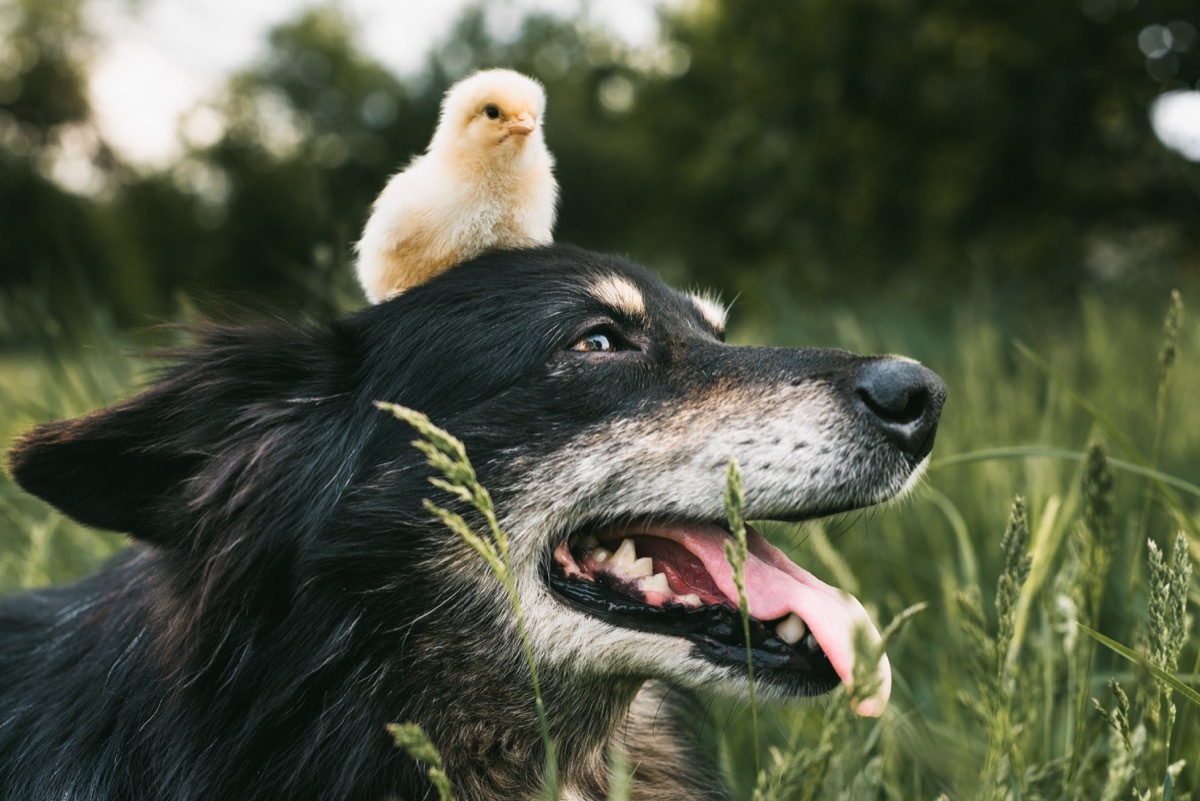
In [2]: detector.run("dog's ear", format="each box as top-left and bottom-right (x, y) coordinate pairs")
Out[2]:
(7, 323), (349, 544)
(7, 385), (197, 539)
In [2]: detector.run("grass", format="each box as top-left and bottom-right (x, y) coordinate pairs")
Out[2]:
(0, 285), (1196, 799)
(707, 289), (1200, 801)
(376, 402), (560, 801)
(723, 458), (761, 775)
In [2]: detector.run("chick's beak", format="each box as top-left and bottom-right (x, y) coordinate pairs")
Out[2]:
(506, 112), (536, 136)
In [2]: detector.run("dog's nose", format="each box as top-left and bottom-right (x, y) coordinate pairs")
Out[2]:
(855, 359), (946, 460)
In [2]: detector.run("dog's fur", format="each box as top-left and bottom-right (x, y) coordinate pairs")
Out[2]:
(1, 245), (943, 800)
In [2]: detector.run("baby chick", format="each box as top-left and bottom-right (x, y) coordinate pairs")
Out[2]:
(355, 69), (558, 303)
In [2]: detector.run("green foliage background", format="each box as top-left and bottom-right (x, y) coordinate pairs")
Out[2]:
(1, 0), (1198, 798)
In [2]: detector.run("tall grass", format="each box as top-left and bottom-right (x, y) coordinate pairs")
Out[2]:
(711, 291), (1199, 800)
(723, 458), (761, 775)
(0, 287), (141, 589)
(0, 287), (1196, 799)
(376, 402), (561, 801)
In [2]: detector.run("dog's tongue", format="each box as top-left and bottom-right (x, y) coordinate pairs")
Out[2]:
(654, 522), (890, 717)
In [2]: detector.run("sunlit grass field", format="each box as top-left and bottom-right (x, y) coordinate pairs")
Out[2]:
(1, 284), (1197, 800)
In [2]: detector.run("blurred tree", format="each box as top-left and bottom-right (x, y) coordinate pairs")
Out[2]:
(120, 5), (671, 316)
(3, 0), (1199, 329)
(0, 0), (132, 324)
(655, 0), (1200, 306)
(110, 6), (440, 317)
(383, 1), (1200, 312)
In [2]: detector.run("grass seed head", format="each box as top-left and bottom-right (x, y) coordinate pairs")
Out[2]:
(996, 496), (1032, 677)
(388, 723), (457, 801)
(1156, 289), (1183, 391)
(1146, 533), (1192, 678)
(1082, 440), (1114, 549)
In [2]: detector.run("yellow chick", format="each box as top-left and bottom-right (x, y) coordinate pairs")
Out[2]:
(354, 69), (558, 303)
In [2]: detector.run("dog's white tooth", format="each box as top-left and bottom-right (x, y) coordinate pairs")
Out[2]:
(629, 557), (654, 578)
(590, 547), (612, 563)
(612, 539), (638, 570)
(677, 593), (702, 608)
(643, 573), (669, 594)
(776, 613), (808, 645)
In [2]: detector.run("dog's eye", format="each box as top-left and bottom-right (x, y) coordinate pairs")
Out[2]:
(484, 104), (501, 120)
(570, 332), (616, 353)
(566, 323), (640, 356)
(567, 325), (636, 354)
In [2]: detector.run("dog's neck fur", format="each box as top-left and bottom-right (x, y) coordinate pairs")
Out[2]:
(397, 616), (644, 800)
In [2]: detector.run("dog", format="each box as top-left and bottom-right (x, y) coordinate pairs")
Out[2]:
(1, 244), (944, 800)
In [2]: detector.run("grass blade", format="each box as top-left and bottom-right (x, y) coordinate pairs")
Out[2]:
(1010, 345), (1200, 540)
(931, 447), (1200, 502)
(388, 722), (457, 801)
(1078, 624), (1200, 709)
(1013, 341), (1142, 461)
(722, 458), (760, 776)
(376, 402), (560, 799)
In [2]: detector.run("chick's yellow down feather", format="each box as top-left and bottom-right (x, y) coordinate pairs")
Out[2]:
(354, 69), (558, 303)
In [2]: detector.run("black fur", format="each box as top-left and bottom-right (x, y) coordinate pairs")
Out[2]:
(1, 244), (943, 800)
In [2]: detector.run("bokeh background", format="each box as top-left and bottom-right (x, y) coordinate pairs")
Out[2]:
(2, 0), (1198, 798)
(3, 0), (1200, 325)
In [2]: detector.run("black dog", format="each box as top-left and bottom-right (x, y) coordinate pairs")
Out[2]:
(2, 245), (944, 800)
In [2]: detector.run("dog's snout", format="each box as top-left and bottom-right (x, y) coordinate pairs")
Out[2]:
(854, 359), (946, 460)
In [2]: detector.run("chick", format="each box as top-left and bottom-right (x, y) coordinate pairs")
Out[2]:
(355, 69), (558, 303)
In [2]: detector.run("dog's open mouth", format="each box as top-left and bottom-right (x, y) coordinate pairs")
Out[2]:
(547, 521), (890, 716)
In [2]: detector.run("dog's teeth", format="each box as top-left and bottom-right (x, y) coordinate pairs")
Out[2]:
(677, 593), (702, 608)
(802, 632), (820, 653)
(629, 557), (654, 578)
(611, 539), (638, 570)
(776, 613), (808, 645)
(642, 573), (669, 594)
(589, 547), (612, 563)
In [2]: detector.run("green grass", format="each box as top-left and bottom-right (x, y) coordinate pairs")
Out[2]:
(710, 290), (1200, 801)
(1, 287), (1196, 799)
(377, 402), (561, 801)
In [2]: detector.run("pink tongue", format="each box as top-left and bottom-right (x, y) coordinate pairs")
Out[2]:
(646, 522), (890, 717)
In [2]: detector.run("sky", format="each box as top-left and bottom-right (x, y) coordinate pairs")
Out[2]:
(86, 0), (1200, 165)
(88, 0), (665, 166)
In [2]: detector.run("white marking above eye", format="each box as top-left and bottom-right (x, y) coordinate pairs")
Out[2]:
(589, 276), (646, 318)
(687, 290), (728, 333)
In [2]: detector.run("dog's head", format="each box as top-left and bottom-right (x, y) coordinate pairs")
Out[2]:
(8, 244), (943, 717)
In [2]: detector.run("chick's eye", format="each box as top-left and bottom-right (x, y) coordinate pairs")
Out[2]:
(483, 104), (501, 120)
